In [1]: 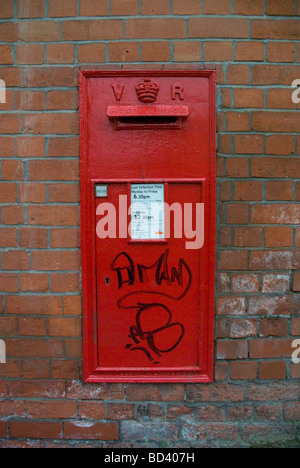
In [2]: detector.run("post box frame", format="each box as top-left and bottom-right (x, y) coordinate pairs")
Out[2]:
(80, 70), (216, 383)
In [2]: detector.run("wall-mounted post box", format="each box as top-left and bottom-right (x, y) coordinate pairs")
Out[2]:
(80, 70), (216, 383)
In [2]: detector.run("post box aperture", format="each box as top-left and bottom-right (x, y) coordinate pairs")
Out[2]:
(80, 70), (216, 383)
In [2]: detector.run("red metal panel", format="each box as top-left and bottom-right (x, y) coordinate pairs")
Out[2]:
(80, 70), (216, 383)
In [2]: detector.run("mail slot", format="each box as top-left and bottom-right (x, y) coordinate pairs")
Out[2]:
(80, 70), (216, 383)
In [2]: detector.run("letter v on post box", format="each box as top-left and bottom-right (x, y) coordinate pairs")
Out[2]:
(80, 70), (216, 383)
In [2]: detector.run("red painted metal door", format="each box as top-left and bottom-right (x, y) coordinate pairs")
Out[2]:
(80, 70), (216, 382)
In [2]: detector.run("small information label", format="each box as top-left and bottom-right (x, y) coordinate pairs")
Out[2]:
(131, 184), (165, 240)
(95, 185), (108, 198)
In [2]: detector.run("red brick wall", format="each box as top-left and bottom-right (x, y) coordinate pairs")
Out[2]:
(0, 0), (300, 448)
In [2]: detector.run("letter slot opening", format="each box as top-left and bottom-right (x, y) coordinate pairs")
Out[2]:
(107, 105), (189, 130)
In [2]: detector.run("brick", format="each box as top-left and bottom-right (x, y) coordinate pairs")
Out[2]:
(78, 43), (106, 63)
(0, 67), (22, 87)
(266, 0), (296, 16)
(226, 158), (249, 177)
(141, 0), (170, 15)
(266, 89), (294, 109)
(47, 90), (78, 110)
(80, 0), (108, 15)
(173, 42), (202, 62)
(173, 41), (202, 62)
(235, 135), (263, 154)
(260, 318), (289, 337)
(227, 112), (250, 131)
(28, 206), (79, 226)
(204, 42), (233, 61)
(251, 157), (300, 178)
(0, 274), (19, 293)
(47, 44), (75, 64)
(16, 91), (45, 111)
(17, 0), (45, 17)
(15, 44), (44, 64)
(217, 340), (248, 360)
(0, 422), (8, 438)
(78, 401), (106, 420)
(2, 205), (24, 225)
(110, 0), (139, 15)
(235, 0), (264, 15)
(217, 297), (246, 316)
(264, 227), (293, 248)
(248, 295), (300, 315)
(64, 422), (118, 440)
(231, 274), (260, 293)
(252, 20), (300, 40)
(48, 184), (80, 203)
(50, 228), (80, 248)
(20, 274), (49, 293)
(293, 273), (300, 292)
(18, 21), (60, 42)
(262, 273), (290, 294)
(226, 204), (249, 224)
(48, 137), (79, 157)
(0, 0), (14, 18)
(10, 422), (62, 439)
(267, 42), (295, 63)
(203, 0), (232, 14)
(249, 251), (298, 271)
(51, 359), (81, 379)
(141, 42), (171, 62)
(2, 160), (24, 180)
(292, 318), (300, 335)
(0, 228), (17, 247)
(234, 181), (262, 201)
(17, 137), (45, 158)
(172, 0), (202, 14)
(252, 65), (300, 85)
(50, 273), (79, 293)
(246, 382), (299, 401)
(235, 42), (264, 61)
(19, 183), (47, 203)
(0, 137), (15, 157)
(26, 401), (77, 420)
(126, 384), (184, 401)
(0, 115), (22, 134)
(108, 42), (139, 62)
(63, 20), (123, 40)
(229, 319), (257, 339)
(250, 339), (293, 359)
(19, 228), (48, 249)
(6, 296), (63, 315)
(32, 251), (80, 271)
(28, 160), (79, 181)
(0, 183), (17, 203)
(0, 22), (18, 43)
(48, 317), (77, 336)
(234, 88), (264, 108)
(24, 113), (78, 135)
(127, 18), (186, 39)
(3, 251), (30, 271)
(231, 362), (258, 380)
(0, 45), (13, 65)
(23, 67), (78, 88)
(251, 204), (300, 224)
(234, 227), (263, 247)
(219, 251), (248, 270)
(189, 18), (248, 38)
(227, 64), (249, 84)
(48, 0), (77, 17)
(19, 317), (47, 335)
(265, 135), (295, 155)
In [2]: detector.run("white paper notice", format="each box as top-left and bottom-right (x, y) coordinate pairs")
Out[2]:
(131, 184), (165, 240)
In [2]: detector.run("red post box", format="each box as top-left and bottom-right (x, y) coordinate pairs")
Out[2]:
(80, 70), (216, 383)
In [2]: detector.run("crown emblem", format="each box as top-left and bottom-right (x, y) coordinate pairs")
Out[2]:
(136, 78), (160, 103)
